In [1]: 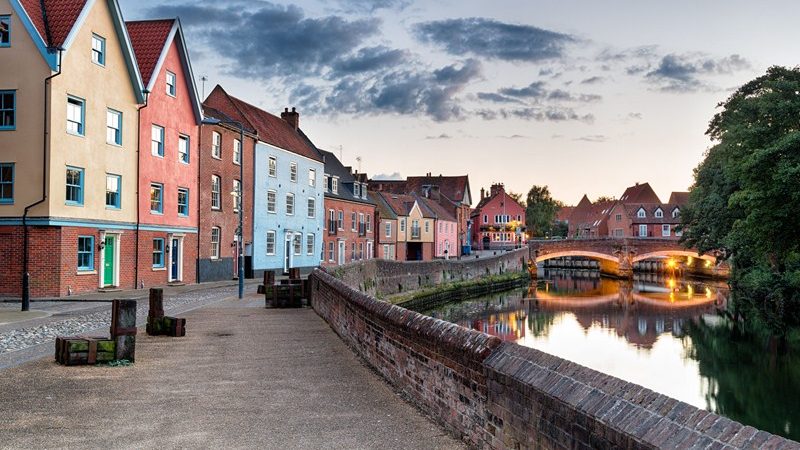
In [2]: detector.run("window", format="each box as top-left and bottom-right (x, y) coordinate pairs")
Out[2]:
(639, 224), (648, 237)
(290, 162), (297, 182)
(483, 214), (488, 224)
(675, 227), (683, 237)
(412, 220), (420, 238)
(672, 208), (680, 219)
(332, 177), (339, 194)
(233, 139), (241, 165)
(178, 188), (189, 216)
(105, 174), (121, 209)
(655, 208), (663, 218)
(266, 231), (276, 255)
(211, 175), (221, 209)
(362, 184), (367, 200)
(359, 242), (364, 260)
(366, 215), (371, 232)
(105, 109), (122, 145)
(0, 16), (9, 47)
(308, 169), (316, 187)
(151, 125), (164, 156)
(327, 209), (335, 230)
(0, 90), (14, 130)
(211, 132), (221, 158)
(210, 227), (221, 259)
(0, 163), (13, 203)
(383, 244), (389, 259)
(354, 183), (360, 198)
(662, 224), (671, 237)
(268, 156), (277, 177)
(91, 34), (105, 66)
(425, 221), (429, 233)
(233, 180), (241, 212)
(65, 166), (84, 205)
(150, 183), (163, 213)
(337, 210), (344, 230)
(351, 212), (357, 231)
(351, 242), (356, 261)
(328, 241), (334, 261)
(165, 71), (176, 96)
(267, 190), (276, 213)
(152, 239), (165, 268)
(66, 97), (85, 135)
(293, 233), (301, 255)
(286, 193), (294, 215)
(323, 175), (329, 192)
(358, 213), (364, 233)
(637, 208), (646, 218)
(400, 219), (405, 232)
(77, 236), (94, 271)
(178, 135), (190, 163)
(613, 229), (624, 237)
(385, 222), (391, 238)
(307, 197), (315, 218)
(306, 233), (314, 255)
(615, 214), (622, 222)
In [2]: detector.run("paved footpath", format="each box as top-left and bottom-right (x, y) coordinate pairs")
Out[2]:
(0, 294), (463, 449)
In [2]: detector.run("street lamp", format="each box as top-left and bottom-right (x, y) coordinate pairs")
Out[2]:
(202, 117), (245, 299)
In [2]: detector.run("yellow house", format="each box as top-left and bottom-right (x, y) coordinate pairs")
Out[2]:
(0, 0), (145, 299)
(380, 193), (434, 261)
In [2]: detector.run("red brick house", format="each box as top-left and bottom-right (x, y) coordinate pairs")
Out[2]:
(471, 184), (527, 250)
(568, 182), (662, 238)
(373, 192), (398, 260)
(318, 150), (375, 266)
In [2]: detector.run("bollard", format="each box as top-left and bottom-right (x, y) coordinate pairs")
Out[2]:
(110, 299), (137, 362)
(289, 267), (300, 280)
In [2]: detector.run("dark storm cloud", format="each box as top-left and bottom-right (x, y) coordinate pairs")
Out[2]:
(493, 81), (601, 103)
(499, 81), (548, 99)
(476, 93), (524, 104)
(413, 18), (575, 62)
(645, 53), (750, 92)
(149, 2), (380, 78)
(476, 107), (594, 123)
(331, 46), (409, 76)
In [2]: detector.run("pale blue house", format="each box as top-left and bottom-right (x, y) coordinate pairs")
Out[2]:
(246, 106), (324, 274)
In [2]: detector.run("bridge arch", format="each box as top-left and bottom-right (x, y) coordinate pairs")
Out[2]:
(631, 250), (715, 264)
(535, 250), (618, 264)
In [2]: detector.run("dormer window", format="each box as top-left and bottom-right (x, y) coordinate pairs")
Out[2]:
(323, 175), (329, 192)
(166, 71), (176, 97)
(354, 183), (360, 198)
(361, 184), (367, 200)
(637, 208), (646, 218)
(91, 34), (106, 66)
(655, 208), (663, 218)
(332, 177), (339, 194)
(672, 208), (680, 219)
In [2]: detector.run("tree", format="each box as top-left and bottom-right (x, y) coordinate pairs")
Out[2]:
(682, 66), (800, 334)
(524, 185), (563, 237)
(507, 191), (523, 204)
(595, 195), (617, 203)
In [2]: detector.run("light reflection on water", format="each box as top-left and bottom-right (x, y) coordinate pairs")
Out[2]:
(425, 269), (800, 441)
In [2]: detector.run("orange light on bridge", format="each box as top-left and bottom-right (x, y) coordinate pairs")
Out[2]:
(705, 260), (713, 268)
(666, 259), (676, 268)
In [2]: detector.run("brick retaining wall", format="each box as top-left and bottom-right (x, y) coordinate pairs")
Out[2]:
(330, 248), (529, 298)
(310, 269), (797, 449)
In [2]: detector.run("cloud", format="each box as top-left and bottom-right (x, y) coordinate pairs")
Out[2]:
(149, 2), (381, 79)
(413, 18), (575, 62)
(336, 0), (411, 13)
(645, 53), (750, 92)
(425, 134), (453, 140)
(476, 107), (594, 123)
(476, 92), (524, 104)
(499, 81), (548, 99)
(331, 46), (409, 76)
(574, 135), (608, 142)
(373, 172), (404, 180)
(492, 81), (601, 104)
(627, 112), (643, 120)
(580, 76), (604, 85)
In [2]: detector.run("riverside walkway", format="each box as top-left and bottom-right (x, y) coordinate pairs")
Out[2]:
(0, 294), (462, 449)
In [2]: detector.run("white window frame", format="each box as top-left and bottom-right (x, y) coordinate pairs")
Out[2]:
(306, 233), (315, 255)
(662, 224), (671, 237)
(286, 193), (295, 215)
(106, 109), (122, 145)
(233, 179), (241, 212)
(293, 233), (302, 256)
(211, 175), (221, 210)
(354, 183), (360, 198)
(268, 156), (277, 177)
(233, 139), (241, 165)
(309, 169), (316, 187)
(332, 177), (339, 194)
(637, 208), (646, 218)
(166, 71), (176, 97)
(639, 224), (648, 237)
(210, 227), (221, 259)
(266, 231), (276, 255)
(290, 162), (298, 182)
(307, 197), (315, 218)
(267, 190), (277, 213)
(211, 131), (221, 159)
(385, 222), (392, 238)
(655, 208), (663, 218)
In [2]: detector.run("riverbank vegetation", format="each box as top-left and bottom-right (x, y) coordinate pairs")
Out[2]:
(682, 66), (800, 335)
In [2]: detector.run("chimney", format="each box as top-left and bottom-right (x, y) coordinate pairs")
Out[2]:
(281, 107), (299, 130)
(480, 187), (485, 199)
(490, 183), (504, 197)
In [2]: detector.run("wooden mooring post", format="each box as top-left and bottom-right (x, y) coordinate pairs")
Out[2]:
(110, 299), (137, 362)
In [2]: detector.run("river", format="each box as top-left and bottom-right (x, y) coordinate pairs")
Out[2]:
(422, 268), (800, 441)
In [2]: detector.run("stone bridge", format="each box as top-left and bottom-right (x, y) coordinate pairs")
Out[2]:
(528, 238), (717, 278)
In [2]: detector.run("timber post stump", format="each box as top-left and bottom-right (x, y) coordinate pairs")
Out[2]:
(110, 299), (137, 362)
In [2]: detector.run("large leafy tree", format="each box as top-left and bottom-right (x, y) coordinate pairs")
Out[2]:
(524, 185), (563, 237)
(682, 66), (800, 333)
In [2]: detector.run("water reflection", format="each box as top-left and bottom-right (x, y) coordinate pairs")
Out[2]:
(423, 269), (799, 441)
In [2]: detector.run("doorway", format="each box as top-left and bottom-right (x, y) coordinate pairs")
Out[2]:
(337, 240), (345, 265)
(103, 236), (115, 287)
(284, 234), (293, 273)
(169, 237), (182, 282)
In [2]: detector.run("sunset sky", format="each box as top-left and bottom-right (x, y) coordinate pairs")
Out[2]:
(122, 0), (799, 205)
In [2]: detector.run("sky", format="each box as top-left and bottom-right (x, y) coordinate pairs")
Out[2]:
(122, 0), (800, 206)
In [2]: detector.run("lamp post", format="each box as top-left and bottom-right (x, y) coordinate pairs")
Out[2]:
(202, 117), (244, 299)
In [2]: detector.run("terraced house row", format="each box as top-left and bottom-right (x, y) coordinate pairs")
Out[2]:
(0, 0), (478, 299)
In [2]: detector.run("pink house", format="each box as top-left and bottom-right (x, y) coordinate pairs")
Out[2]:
(421, 198), (458, 259)
(471, 184), (527, 250)
(127, 19), (202, 287)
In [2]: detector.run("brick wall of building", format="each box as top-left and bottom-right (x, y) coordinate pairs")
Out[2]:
(322, 197), (376, 267)
(136, 230), (198, 289)
(311, 269), (794, 449)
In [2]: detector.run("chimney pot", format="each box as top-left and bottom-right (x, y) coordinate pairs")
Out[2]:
(281, 107), (300, 130)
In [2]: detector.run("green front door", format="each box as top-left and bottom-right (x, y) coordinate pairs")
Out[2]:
(103, 236), (115, 287)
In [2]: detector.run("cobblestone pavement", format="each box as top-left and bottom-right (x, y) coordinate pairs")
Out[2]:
(0, 283), (258, 369)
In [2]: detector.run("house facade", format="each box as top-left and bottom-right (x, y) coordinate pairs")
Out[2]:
(378, 193), (435, 261)
(471, 184), (527, 250)
(373, 193), (397, 261)
(318, 150), (375, 267)
(422, 197), (458, 258)
(0, 0), (145, 297)
(127, 18), (201, 287)
(607, 202), (684, 239)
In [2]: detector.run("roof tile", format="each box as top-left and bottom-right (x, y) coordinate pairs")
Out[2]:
(126, 19), (174, 87)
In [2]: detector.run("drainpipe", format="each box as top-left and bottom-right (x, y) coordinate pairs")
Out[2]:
(21, 48), (62, 312)
(134, 91), (150, 289)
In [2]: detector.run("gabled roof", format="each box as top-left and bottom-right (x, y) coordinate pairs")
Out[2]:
(556, 206), (574, 222)
(126, 18), (202, 123)
(405, 175), (471, 205)
(14, 0), (145, 101)
(420, 197), (457, 222)
(373, 192), (398, 220)
(317, 149), (374, 205)
(668, 191), (690, 205)
(624, 203), (683, 224)
(619, 182), (661, 204)
(379, 193), (427, 218)
(203, 85), (322, 162)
